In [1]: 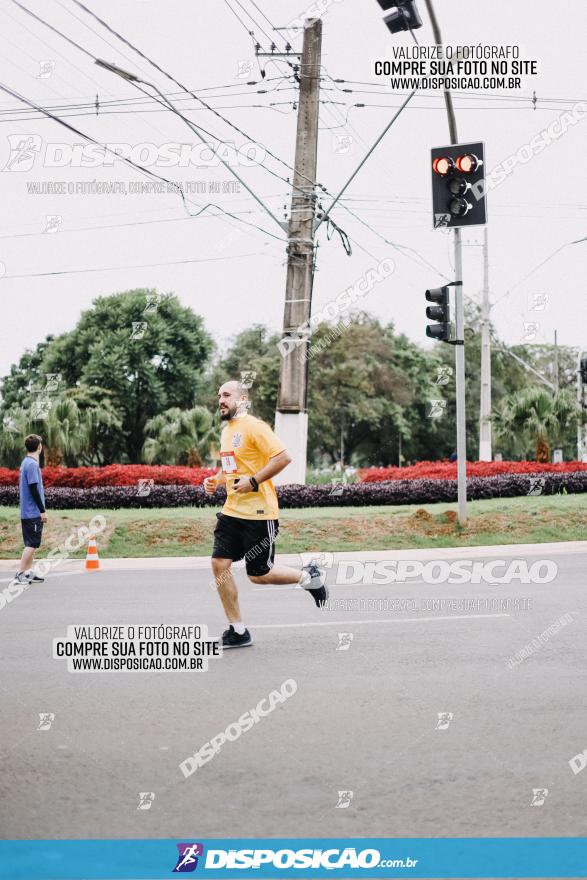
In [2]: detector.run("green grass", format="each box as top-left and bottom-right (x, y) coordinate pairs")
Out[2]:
(1, 493), (585, 558)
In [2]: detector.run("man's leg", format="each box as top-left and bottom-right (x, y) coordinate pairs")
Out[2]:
(248, 564), (303, 585)
(245, 520), (328, 607)
(18, 546), (35, 574)
(212, 557), (241, 623)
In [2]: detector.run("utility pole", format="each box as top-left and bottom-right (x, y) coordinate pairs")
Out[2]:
(479, 227), (492, 461)
(577, 351), (586, 461)
(274, 18), (322, 485)
(424, 0), (468, 525)
(553, 330), (559, 393)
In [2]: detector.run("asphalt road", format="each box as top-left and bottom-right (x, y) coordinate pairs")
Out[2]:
(0, 545), (585, 842)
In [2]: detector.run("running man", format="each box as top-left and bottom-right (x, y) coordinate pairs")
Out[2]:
(14, 434), (47, 585)
(204, 380), (328, 648)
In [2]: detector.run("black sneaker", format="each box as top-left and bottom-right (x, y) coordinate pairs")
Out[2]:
(300, 562), (328, 608)
(26, 571), (45, 584)
(222, 625), (253, 649)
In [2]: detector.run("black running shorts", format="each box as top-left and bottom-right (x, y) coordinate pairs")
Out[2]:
(212, 513), (279, 577)
(21, 517), (43, 549)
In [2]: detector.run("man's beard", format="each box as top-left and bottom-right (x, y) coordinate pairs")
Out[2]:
(220, 403), (238, 421)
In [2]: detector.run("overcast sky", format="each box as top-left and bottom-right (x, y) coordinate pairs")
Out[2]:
(0, 0), (585, 380)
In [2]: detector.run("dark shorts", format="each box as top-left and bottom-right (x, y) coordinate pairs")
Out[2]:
(212, 513), (279, 577)
(21, 517), (43, 549)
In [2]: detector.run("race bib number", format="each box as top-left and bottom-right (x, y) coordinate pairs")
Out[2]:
(220, 450), (238, 474)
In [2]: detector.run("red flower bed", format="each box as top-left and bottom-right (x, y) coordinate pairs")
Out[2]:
(0, 464), (215, 488)
(359, 460), (587, 482)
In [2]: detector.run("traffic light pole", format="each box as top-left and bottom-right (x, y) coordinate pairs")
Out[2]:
(274, 18), (322, 485)
(479, 227), (492, 461)
(424, 0), (468, 524)
(453, 232), (467, 525)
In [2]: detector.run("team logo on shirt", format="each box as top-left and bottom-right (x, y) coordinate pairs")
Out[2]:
(232, 432), (243, 448)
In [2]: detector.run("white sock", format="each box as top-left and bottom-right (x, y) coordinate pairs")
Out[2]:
(232, 622), (246, 635)
(298, 570), (311, 587)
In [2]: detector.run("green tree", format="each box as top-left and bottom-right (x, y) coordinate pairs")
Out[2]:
(37, 289), (212, 462)
(142, 406), (217, 466)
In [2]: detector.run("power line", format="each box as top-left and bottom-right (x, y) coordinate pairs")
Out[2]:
(4, 251), (277, 279)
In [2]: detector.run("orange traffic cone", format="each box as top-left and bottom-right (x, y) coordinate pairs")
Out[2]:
(85, 535), (100, 570)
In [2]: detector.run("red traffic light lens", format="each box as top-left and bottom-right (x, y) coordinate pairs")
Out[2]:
(456, 154), (479, 174)
(433, 156), (454, 176)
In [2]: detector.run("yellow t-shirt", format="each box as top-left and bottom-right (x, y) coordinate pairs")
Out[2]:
(219, 414), (285, 520)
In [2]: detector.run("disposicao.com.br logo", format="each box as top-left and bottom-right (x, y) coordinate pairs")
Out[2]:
(198, 846), (417, 870)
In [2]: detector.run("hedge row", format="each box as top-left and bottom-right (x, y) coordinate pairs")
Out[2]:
(0, 471), (585, 509)
(359, 460), (587, 482)
(0, 464), (214, 488)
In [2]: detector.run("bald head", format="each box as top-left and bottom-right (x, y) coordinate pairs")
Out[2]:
(218, 380), (249, 421)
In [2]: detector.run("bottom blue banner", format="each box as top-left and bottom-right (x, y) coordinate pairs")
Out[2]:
(1, 837), (586, 879)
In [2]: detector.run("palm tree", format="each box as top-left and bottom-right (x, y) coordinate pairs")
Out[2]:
(142, 406), (216, 466)
(494, 387), (579, 462)
(38, 398), (87, 466)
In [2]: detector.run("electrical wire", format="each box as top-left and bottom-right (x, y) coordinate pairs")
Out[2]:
(5, 251), (278, 279)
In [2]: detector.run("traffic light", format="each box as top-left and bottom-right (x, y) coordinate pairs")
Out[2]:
(580, 358), (587, 384)
(431, 142), (487, 229)
(376, 0), (423, 34)
(425, 286), (454, 342)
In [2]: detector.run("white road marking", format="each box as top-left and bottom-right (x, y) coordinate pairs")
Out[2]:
(249, 613), (510, 629)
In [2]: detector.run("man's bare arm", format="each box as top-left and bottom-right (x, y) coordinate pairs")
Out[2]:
(254, 450), (292, 484)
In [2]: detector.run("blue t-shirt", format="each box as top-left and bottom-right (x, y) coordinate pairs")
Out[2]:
(19, 456), (45, 519)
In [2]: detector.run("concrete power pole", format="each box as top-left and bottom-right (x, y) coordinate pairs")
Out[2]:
(479, 226), (492, 461)
(274, 18), (322, 486)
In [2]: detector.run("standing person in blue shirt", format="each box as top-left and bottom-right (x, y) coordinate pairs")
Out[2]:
(14, 434), (47, 585)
